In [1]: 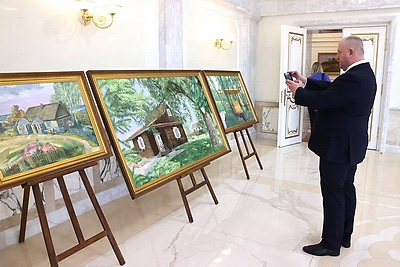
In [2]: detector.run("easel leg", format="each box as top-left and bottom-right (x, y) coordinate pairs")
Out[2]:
(234, 131), (251, 180)
(78, 170), (125, 265)
(176, 167), (218, 223)
(32, 184), (58, 267)
(19, 184), (30, 243)
(177, 178), (194, 223)
(245, 128), (263, 170)
(200, 168), (218, 204)
(57, 177), (85, 243)
(240, 130), (251, 155)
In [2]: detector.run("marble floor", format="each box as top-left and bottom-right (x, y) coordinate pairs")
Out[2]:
(0, 138), (400, 266)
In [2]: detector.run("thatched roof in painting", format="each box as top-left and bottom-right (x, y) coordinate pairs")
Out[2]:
(24, 102), (67, 121)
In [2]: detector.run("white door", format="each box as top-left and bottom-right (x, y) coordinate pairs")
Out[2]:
(342, 27), (386, 150)
(277, 25), (307, 147)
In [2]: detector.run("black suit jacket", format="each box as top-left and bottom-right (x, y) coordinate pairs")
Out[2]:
(295, 62), (377, 165)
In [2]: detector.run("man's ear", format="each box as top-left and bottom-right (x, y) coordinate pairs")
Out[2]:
(348, 48), (355, 56)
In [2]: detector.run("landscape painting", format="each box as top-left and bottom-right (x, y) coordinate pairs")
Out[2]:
(87, 70), (230, 197)
(318, 52), (340, 74)
(202, 71), (258, 133)
(0, 72), (111, 189)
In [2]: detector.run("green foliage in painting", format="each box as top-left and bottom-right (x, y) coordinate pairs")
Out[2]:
(52, 82), (82, 124)
(96, 73), (228, 191)
(133, 157), (181, 187)
(61, 139), (86, 157)
(98, 79), (153, 149)
(136, 76), (221, 147)
(123, 149), (142, 164)
(207, 75), (255, 129)
(171, 136), (224, 166)
(66, 125), (98, 145)
(130, 136), (224, 188)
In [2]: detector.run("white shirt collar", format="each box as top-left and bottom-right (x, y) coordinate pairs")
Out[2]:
(345, 59), (368, 72)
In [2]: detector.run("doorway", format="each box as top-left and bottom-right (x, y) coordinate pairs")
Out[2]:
(302, 29), (342, 142)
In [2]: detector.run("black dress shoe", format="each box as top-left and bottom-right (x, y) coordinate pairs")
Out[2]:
(303, 243), (340, 256)
(342, 241), (351, 248)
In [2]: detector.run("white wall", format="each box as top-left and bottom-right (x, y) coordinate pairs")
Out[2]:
(0, 0), (258, 96)
(183, 0), (259, 101)
(183, 1), (238, 70)
(0, 0), (160, 72)
(255, 16), (284, 102)
(0, 0), (256, 90)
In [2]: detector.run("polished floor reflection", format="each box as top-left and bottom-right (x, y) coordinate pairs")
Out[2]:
(1, 139), (400, 266)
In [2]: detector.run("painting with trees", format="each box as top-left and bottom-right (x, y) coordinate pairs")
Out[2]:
(87, 70), (230, 196)
(0, 72), (111, 190)
(202, 71), (258, 133)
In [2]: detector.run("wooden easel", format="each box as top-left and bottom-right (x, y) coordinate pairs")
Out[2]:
(176, 164), (218, 223)
(233, 127), (263, 180)
(18, 166), (125, 267)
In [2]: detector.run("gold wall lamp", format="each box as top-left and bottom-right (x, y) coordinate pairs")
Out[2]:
(215, 38), (234, 50)
(80, 1), (122, 29)
(81, 8), (116, 29)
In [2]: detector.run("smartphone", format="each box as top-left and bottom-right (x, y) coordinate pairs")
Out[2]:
(284, 72), (293, 81)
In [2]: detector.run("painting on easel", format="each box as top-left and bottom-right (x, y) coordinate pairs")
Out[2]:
(86, 70), (230, 197)
(0, 72), (111, 190)
(202, 71), (258, 133)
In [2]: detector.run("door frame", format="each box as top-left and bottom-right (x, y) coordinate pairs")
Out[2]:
(277, 25), (307, 147)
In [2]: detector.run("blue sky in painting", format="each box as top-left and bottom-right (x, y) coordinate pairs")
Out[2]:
(0, 83), (55, 115)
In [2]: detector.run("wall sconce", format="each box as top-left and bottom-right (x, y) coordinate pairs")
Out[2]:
(215, 38), (234, 50)
(79, 1), (122, 29)
(81, 9), (115, 29)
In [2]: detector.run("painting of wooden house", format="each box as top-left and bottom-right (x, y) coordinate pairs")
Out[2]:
(16, 118), (32, 135)
(127, 103), (188, 158)
(17, 102), (74, 135)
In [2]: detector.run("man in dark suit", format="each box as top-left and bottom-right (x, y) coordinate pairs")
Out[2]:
(285, 36), (377, 256)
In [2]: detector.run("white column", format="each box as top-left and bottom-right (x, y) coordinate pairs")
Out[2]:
(238, 14), (259, 101)
(159, 0), (183, 69)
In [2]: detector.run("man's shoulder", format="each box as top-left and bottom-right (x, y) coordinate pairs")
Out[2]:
(357, 62), (371, 67)
(349, 62), (372, 71)
(345, 63), (373, 77)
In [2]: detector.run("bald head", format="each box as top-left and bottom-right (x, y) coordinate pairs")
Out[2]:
(336, 36), (365, 71)
(342, 36), (364, 56)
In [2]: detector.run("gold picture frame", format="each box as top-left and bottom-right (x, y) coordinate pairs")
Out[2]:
(0, 72), (111, 190)
(86, 70), (230, 197)
(202, 70), (258, 133)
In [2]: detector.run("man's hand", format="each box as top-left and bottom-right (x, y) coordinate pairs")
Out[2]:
(288, 70), (307, 85)
(285, 79), (304, 98)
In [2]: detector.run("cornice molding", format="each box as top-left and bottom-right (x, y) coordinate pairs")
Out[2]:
(221, 0), (400, 18)
(257, 0), (400, 17)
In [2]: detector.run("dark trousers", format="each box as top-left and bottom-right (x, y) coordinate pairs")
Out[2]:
(319, 158), (357, 251)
